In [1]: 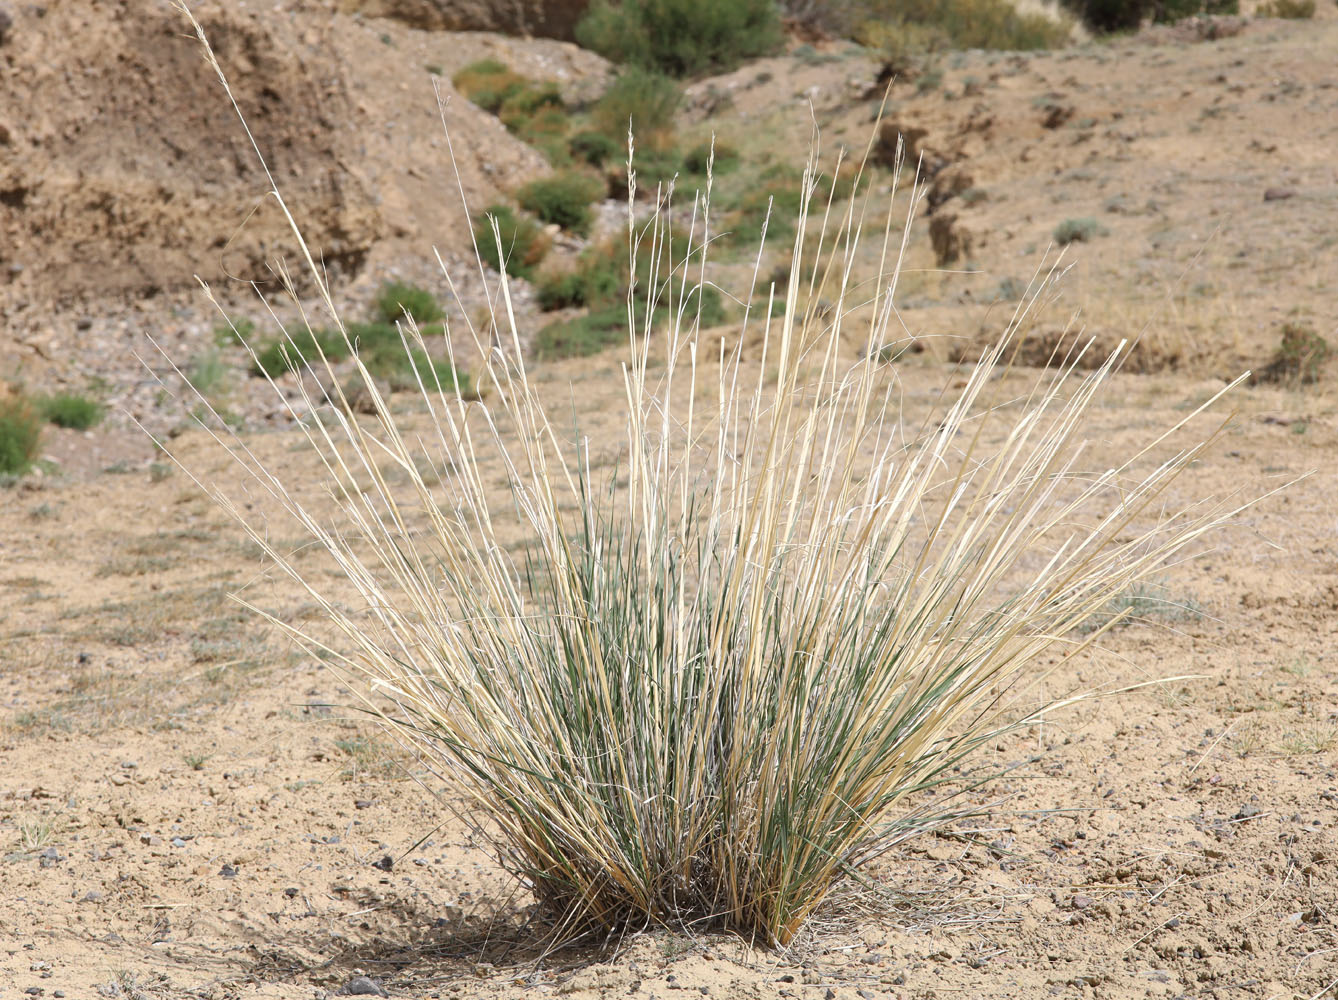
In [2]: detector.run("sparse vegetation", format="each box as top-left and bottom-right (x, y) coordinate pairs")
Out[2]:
(576, 0), (783, 77)
(1250, 322), (1331, 385)
(374, 281), (445, 327)
(40, 392), (104, 430)
(474, 203), (551, 280)
(517, 171), (605, 236)
(0, 394), (42, 475)
(1256, 0), (1314, 16)
(1053, 217), (1106, 245)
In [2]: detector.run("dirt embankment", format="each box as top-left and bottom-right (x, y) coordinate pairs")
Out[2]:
(0, 0), (604, 328)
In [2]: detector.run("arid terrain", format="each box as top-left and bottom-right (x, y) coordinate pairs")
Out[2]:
(2, 1), (1338, 998)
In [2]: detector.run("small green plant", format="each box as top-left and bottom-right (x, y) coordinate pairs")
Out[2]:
(183, 753), (210, 771)
(856, 0), (1070, 74)
(576, 0), (782, 77)
(40, 393), (104, 430)
(1053, 217), (1106, 245)
(474, 203), (551, 280)
(425, 63), (443, 76)
(517, 171), (605, 236)
(252, 328), (349, 378)
(374, 281), (445, 327)
(536, 285), (725, 359)
(1257, 0), (1315, 16)
(187, 348), (229, 396)
(0, 394), (42, 475)
(592, 67), (682, 152)
(214, 317), (255, 348)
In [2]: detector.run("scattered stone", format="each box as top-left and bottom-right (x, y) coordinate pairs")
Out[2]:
(82, 890), (103, 902)
(38, 847), (61, 869)
(1072, 895), (1094, 910)
(220, 863), (237, 878)
(170, 837), (186, 848)
(372, 854), (394, 872)
(336, 977), (388, 997)
(1263, 187), (1295, 202)
(140, 834), (161, 847)
(354, 799), (373, 810)
(284, 887), (300, 898)
(1235, 803), (1263, 820)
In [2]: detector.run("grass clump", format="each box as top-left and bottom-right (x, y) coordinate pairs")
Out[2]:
(374, 281), (444, 326)
(684, 139), (739, 176)
(854, 0), (1071, 75)
(576, 0), (782, 77)
(451, 59), (529, 113)
(1256, 0), (1314, 16)
(517, 171), (605, 236)
(453, 61), (573, 163)
(0, 394), (42, 476)
(474, 203), (551, 280)
(569, 130), (623, 167)
(177, 4), (1251, 950)
(39, 392), (104, 430)
(252, 327), (348, 378)
(1053, 217), (1106, 245)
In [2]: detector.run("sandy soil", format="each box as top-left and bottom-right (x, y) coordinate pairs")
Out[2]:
(2, 4), (1338, 1000)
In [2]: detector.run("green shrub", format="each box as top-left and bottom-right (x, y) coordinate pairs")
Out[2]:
(252, 328), (349, 378)
(570, 130), (622, 167)
(352, 323), (468, 392)
(593, 67), (682, 152)
(0, 395), (41, 475)
(187, 349), (230, 396)
(40, 393), (104, 430)
(576, 0), (783, 77)
(374, 281), (445, 326)
(1256, 0), (1313, 16)
(535, 284), (723, 359)
(517, 171), (605, 236)
(537, 247), (624, 311)
(452, 60), (528, 113)
(855, 0), (1070, 69)
(684, 140), (740, 175)
(474, 204), (551, 281)
(1053, 217), (1106, 245)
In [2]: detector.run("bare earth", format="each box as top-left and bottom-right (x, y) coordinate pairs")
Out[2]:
(2, 2), (1338, 999)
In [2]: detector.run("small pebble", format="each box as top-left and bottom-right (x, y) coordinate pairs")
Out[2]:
(337, 976), (388, 997)
(171, 837), (187, 848)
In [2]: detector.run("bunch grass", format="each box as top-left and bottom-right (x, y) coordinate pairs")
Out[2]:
(171, 2), (1256, 949)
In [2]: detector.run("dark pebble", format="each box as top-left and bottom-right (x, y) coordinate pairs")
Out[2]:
(1263, 187), (1296, 202)
(284, 887), (299, 898)
(372, 854), (394, 872)
(220, 864), (237, 878)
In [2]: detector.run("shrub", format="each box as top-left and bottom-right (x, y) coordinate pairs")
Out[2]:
(855, 0), (1070, 70)
(0, 394), (41, 475)
(474, 203), (551, 280)
(374, 281), (444, 326)
(535, 284), (724, 358)
(252, 327), (348, 378)
(576, 0), (783, 77)
(569, 130), (622, 167)
(537, 248), (624, 311)
(452, 59), (528, 113)
(592, 67), (681, 153)
(1053, 217), (1106, 245)
(1251, 322), (1331, 385)
(517, 171), (605, 236)
(40, 393), (104, 430)
(1256, 0), (1313, 15)
(684, 139), (740, 176)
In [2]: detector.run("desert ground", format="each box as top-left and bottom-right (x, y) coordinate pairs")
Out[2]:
(2, 1), (1338, 998)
